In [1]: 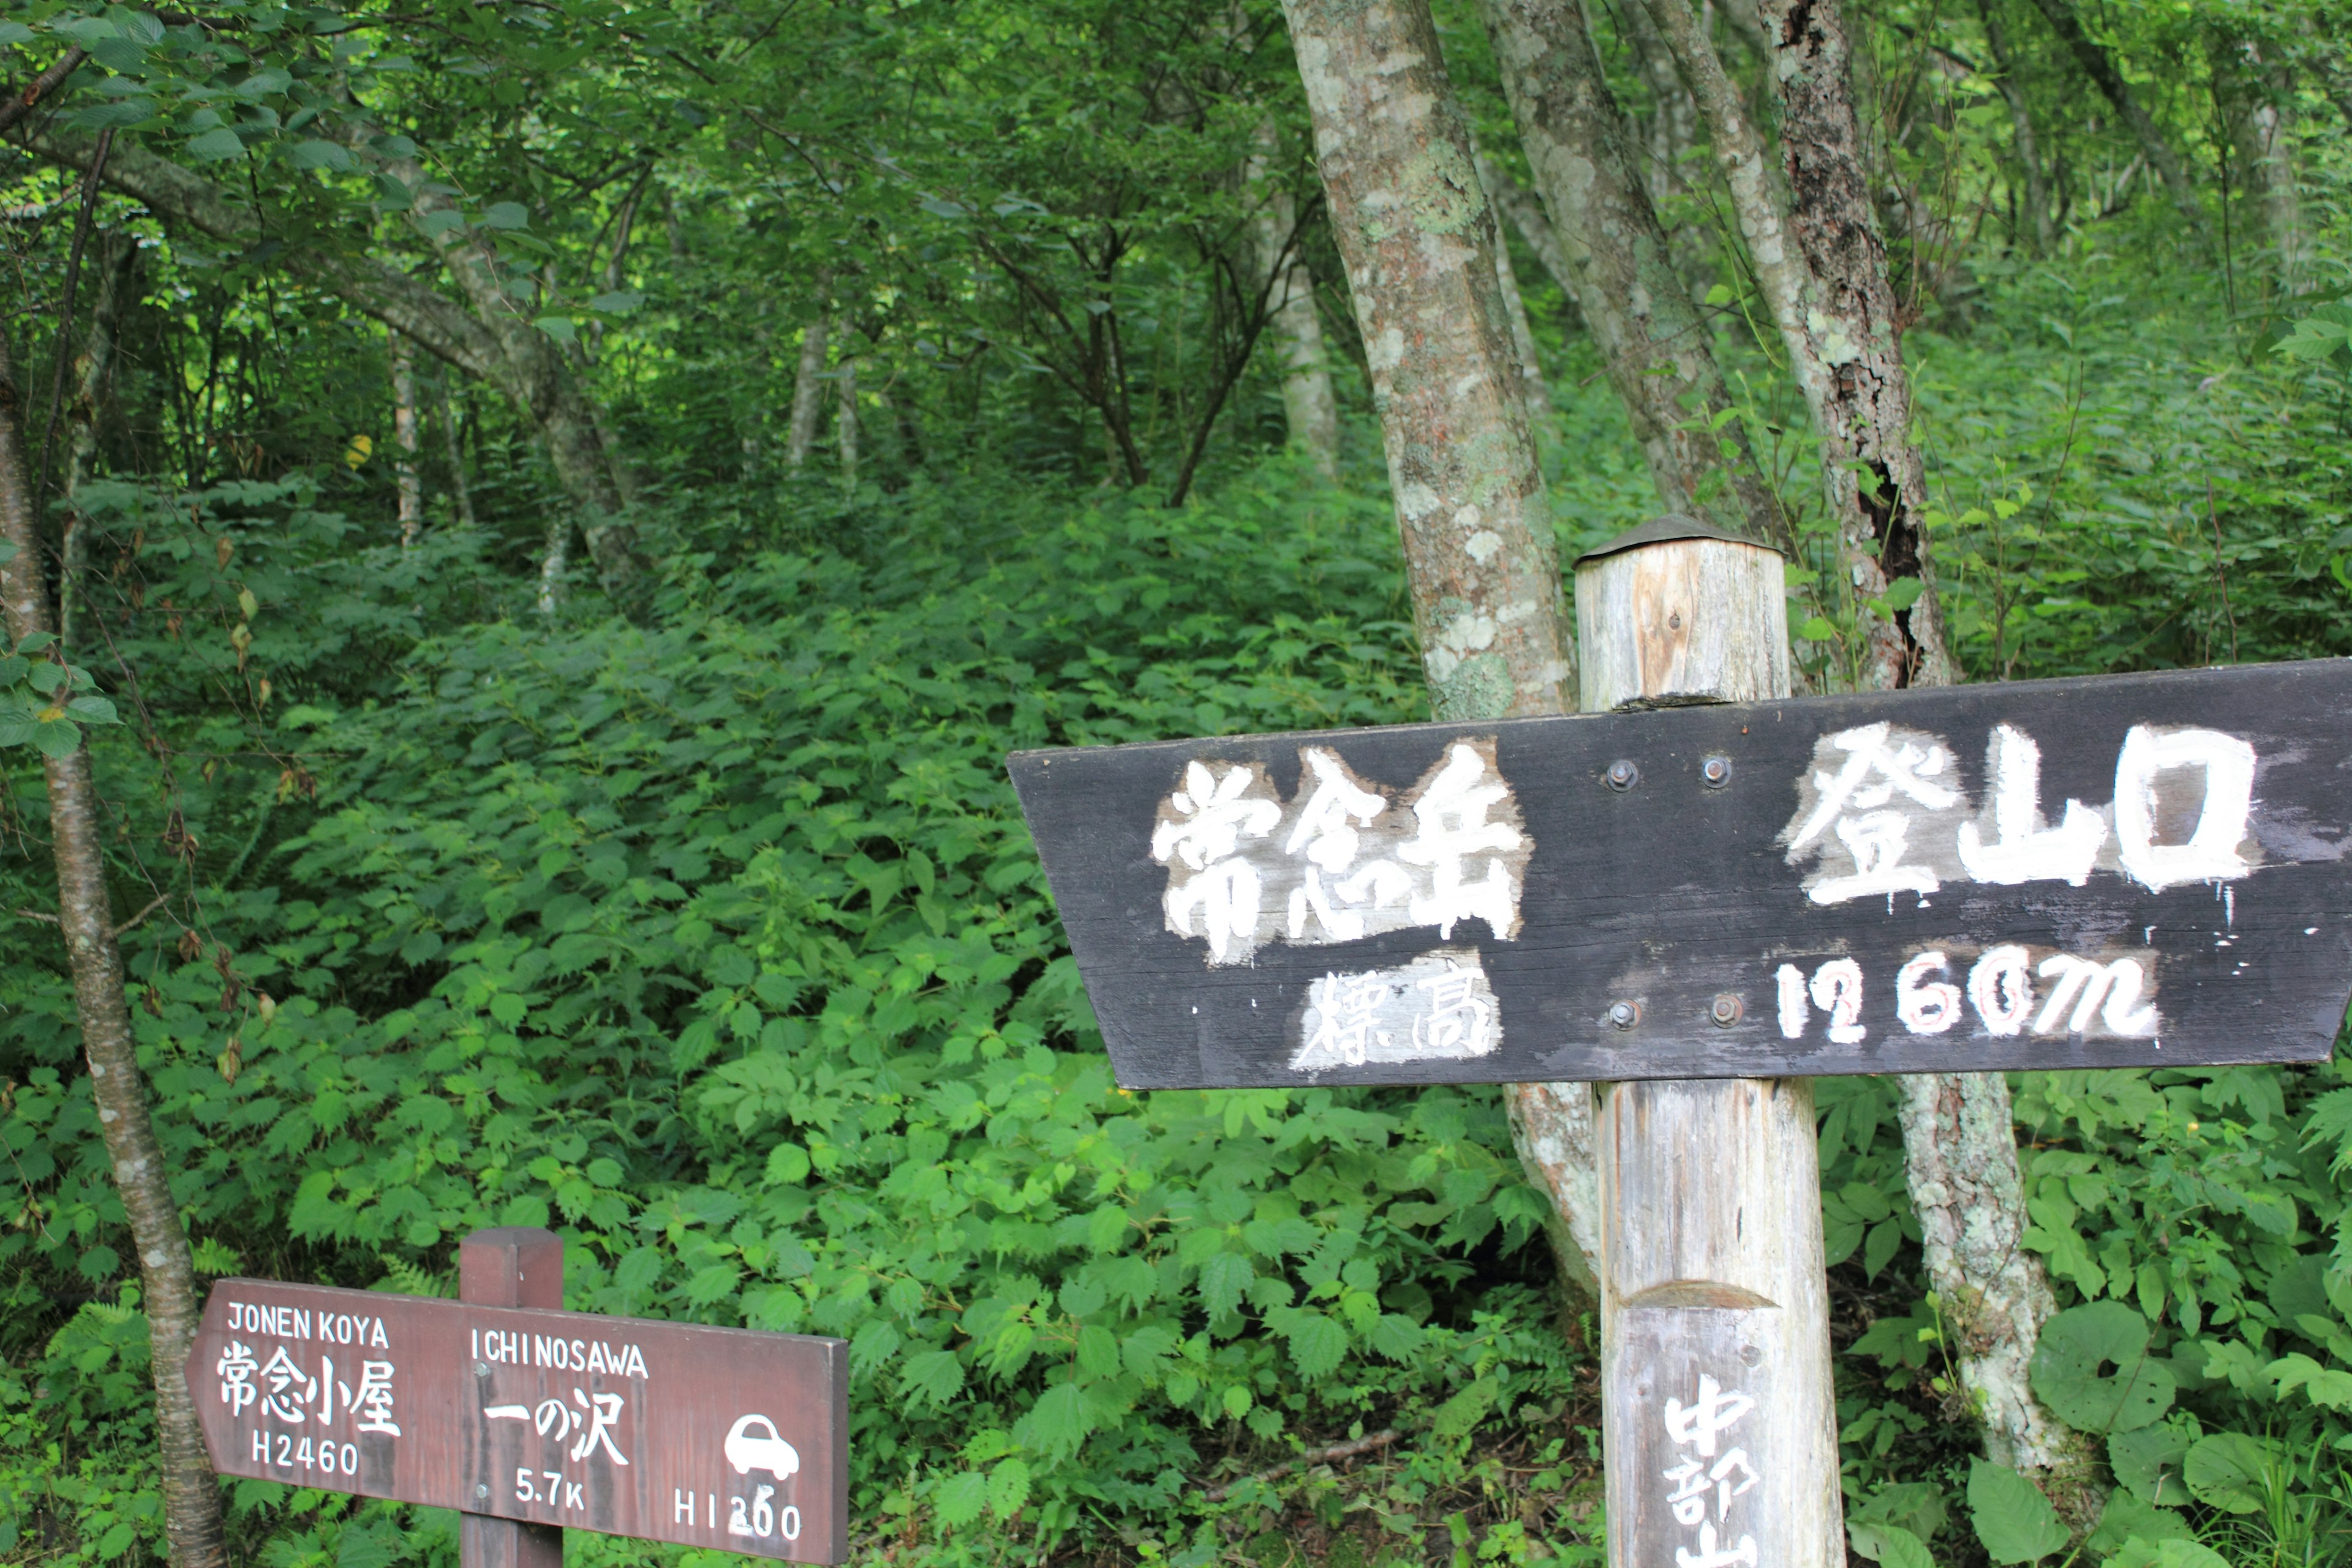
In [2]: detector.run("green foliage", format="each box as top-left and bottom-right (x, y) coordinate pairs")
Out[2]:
(2030, 1302), (2177, 1433)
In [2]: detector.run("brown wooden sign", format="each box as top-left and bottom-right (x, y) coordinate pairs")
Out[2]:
(1009, 658), (2352, 1087)
(186, 1278), (848, 1563)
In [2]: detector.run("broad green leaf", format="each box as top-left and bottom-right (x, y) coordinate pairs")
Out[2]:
(2087, 1490), (2193, 1556)
(2030, 1301), (2174, 1432)
(2182, 1433), (2274, 1514)
(2109, 1422), (2194, 1502)
(186, 126), (247, 162)
(986, 1457), (1029, 1518)
(287, 140), (353, 172)
(933, 1472), (986, 1528)
(1967, 1460), (2068, 1564)
(483, 201), (531, 229)
(2101, 1540), (2229, 1568)
(1848, 1524), (1933, 1568)
(900, 1349), (964, 1407)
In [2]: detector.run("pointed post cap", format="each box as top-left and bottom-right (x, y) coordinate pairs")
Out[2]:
(1572, 513), (1784, 568)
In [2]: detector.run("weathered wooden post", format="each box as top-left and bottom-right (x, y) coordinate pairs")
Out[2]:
(1572, 518), (1842, 1568)
(458, 1227), (565, 1568)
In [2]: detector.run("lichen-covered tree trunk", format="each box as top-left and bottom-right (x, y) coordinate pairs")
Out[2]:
(1250, 126), (1343, 477)
(1280, 0), (1573, 725)
(1477, 0), (1790, 553)
(1281, 0), (1598, 1307)
(0, 320), (227, 1568)
(1894, 1076), (2089, 1483)
(1480, 173), (1556, 437)
(1637, 0), (2089, 1487)
(1637, 0), (1952, 689)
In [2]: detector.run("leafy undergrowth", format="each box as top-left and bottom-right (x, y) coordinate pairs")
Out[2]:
(10, 261), (2352, 1568)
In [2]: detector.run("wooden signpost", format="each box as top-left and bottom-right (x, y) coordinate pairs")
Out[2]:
(186, 1227), (849, 1567)
(1009, 517), (2352, 1568)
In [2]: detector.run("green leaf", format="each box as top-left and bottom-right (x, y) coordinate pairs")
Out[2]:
(1198, 1251), (1252, 1319)
(1848, 1524), (1933, 1568)
(32, 719), (82, 758)
(2109, 1422), (2194, 1502)
(589, 290), (645, 314)
(287, 140), (354, 172)
(1880, 576), (1924, 611)
(2030, 1301), (2174, 1433)
(66, 696), (119, 725)
(1967, 1460), (2068, 1564)
(1020, 1382), (1091, 1460)
(2182, 1432), (2274, 1515)
(986, 1457), (1030, 1518)
(533, 315), (578, 344)
(2087, 1490), (2193, 1556)
(1798, 616), (1839, 641)
(2101, 1540), (2230, 1568)
(186, 126), (246, 162)
(900, 1348), (965, 1407)
(933, 1472), (987, 1528)
(483, 201), (531, 230)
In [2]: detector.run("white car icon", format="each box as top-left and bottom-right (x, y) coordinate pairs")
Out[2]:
(723, 1414), (801, 1480)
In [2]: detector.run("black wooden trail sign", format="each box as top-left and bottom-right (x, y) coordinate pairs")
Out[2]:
(187, 1276), (850, 1564)
(1009, 659), (2352, 1087)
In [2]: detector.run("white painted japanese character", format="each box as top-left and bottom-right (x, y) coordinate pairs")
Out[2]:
(1663, 1374), (1754, 1459)
(1155, 760), (1283, 961)
(1956, 725), (2108, 886)
(216, 1340), (258, 1417)
(1285, 748), (1403, 942)
(1675, 1524), (1758, 1568)
(1400, 742), (1524, 938)
(351, 1360), (401, 1436)
(1787, 723), (1961, 905)
(1709, 1449), (1760, 1520)
(1300, 970), (1395, 1068)
(2113, 726), (2257, 891)
(259, 1346), (314, 1424)
(569, 1387), (629, 1466)
(1664, 1459), (1711, 1526)
(1412, 960), (1494, 1057)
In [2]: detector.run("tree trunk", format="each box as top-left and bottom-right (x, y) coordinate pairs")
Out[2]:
(2022, 0), (2206, 235)
(788, 306), (832, 470)
(62, 229), (134, 657)
(1475, 0), (1792, 552)
(1980, 0), (2056, 254)
(2207, 34), (2302, 294)
(1281, 0), (1573, 724)
(390, 331), (425, 548)
(1638, 0), (1953, 688)
(1637, 0), (2089, 1491)
(1281, 0), (1594, 1311)
(435, 375), (479, 528)
(1250, 126), (1343, 478)
(1477, 156), (1557, 437)
(0, 320), (227, 1568)
(837, 355), (860, 488)
(1894, 1076), (2089, 1483)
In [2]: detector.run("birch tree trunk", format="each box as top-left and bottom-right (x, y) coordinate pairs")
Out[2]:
(1476, 0), (1792, 552)
(788, 304), (832, 470)
(2207, 36), (2302, 293)
(62, 230), (133, 657)
(391, 331), (425, 548)
(0, 320), (227, 1568)
(1250, 126), (1343, 477)
(1280, 0), (1600, 1306)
